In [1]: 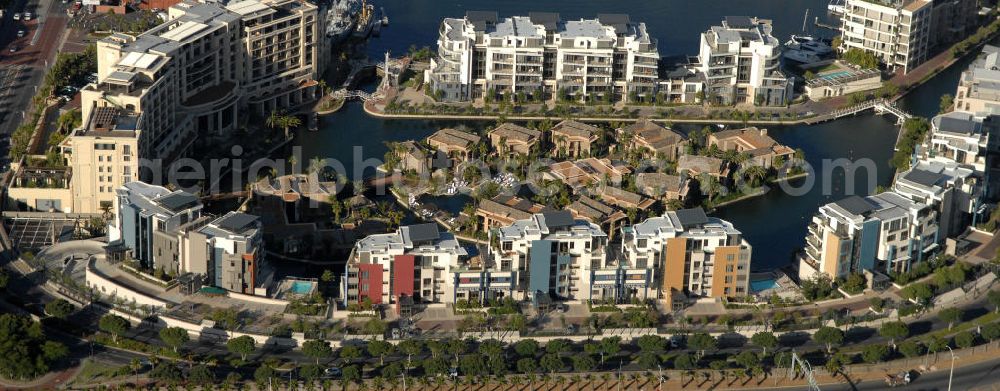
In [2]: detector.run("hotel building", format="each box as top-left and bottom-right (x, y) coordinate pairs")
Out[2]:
(797, 192), (938, 282)
(426, 12), (660, 103)
(622, 208), (752, 310)
(64, 0), (324, 213)
(839, 0), (933, 74)
(695, 16), (792, 106)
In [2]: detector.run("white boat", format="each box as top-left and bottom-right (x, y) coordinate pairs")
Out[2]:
(325, 0), (358, 41)
(783, 49), (822, 65)
(786, 35), (833, 55)
(828, 0), (847, 15)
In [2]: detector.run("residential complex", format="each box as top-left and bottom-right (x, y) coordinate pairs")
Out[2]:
(107, 182), (267, 295)
(695, 16), (792, 106)
(839, 0), (933, 73)
(954, 45), (1000, 116)
(49, 0), (325, 213)
(893, 160), (982, 239)
(621, 208), (752, 310)
(342, 224), (471, 306)
(707, 127), (794, 168)
(797, 192), (938, 281)
(426, 12), (660, 102)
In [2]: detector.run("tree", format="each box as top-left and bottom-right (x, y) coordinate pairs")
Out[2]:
(751, 332), (778, 356)
(44, 299), (74, 320)
(899, 340), (925, 358)
(879, 321), (909, 349)
(266, 110), (301, 139)
(363, 318), (387, 335)
(447, 338), (469, 364)
(188, 364), (215, 386)
(734, 351), (760, 370)
(940, 93), (954, 114)
(954, 331), (977, 349)
(514, 339), (538, 358)
(339, 345), (363, 364)
(824, 353), (850, 376)
(637, 335), (666, 353)
(516, 357), (537, 374)
(159, 327), (190, 353)
(545, 338), (572, 355)
(368, 340), (395, 366)
(572, 354), (596, 371)
(227, 335), (256, 361)
(673, 353), (696, 370)
(302, 340), (333, 365)
(940, 308), (964, 330)
(540, 353), (564, 374)
(254, 364), (276, 384)
(423, 357), (449, 376)
(40, 341), (68, 362)
(841, 48), (879, 69)
(99, 314), (130, 343)
(813, 327), (844, 354)
(399, 339), (423, 368)
(689, 333), (717, 359)
(149, 362), (183, 384)
(342, 365), (361, 384)
(988, 290), (1000, 314)
(637, 352), (660, 369)
(901, 283), (933, 304)
(459, 354), (488, 377)
(982, 322), (1000, 341)
(861, 344), (889, 363)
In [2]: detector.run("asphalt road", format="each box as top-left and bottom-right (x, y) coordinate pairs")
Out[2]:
(757, 354), (1000, 391)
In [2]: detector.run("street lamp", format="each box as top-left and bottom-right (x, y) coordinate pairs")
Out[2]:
(946, 346), (956, 391)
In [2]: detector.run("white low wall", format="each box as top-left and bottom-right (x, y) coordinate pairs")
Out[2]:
(227, 290), (290, 306)
(86, 266), (170, 309)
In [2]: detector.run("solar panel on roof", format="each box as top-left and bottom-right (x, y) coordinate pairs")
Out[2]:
(405, 223), (440, 243)
(218, 213), (257, 233)
(724, 16), (754, 29)
(157, 192), (199, 212)
(834, 195), (876, 216)
(903, 169), (945, 187)
(541, 210), (574, 228)
(675, 208), (709, 228)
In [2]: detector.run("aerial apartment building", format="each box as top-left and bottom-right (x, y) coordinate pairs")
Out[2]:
(621, 208), (751, 310)
(797, 192), (938, 282)
(922, 111), (999, 174)
(894, 160), (983, 239)
(342, 224), (473, 307)
(426, 11), (660, 103)
(65, 0), (324, 213)
(492, 211), (622, 303)
(839, 0), (932, 74)
(954, 45), (1000, 116)
(108, 182), (266, 295)
(695, 16), (792, 106)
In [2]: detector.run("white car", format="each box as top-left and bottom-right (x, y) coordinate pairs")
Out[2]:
(12, 13), (20, 20)
(23, 12), (32, 20)
(9, 46), (18, 53)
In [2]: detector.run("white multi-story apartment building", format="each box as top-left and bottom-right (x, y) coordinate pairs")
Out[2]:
(922, 111), (999, 174)
(343, 224), (471, 307)
(68, 0), (325, 212)
(492, 211), (610, 303)
(426, 12), (660, 103)
(839, 0), (933, 74)
(696, 16), (792, 106)
(894, 159), (983, 240)
(798, 192), (938, 282)
(621, 208), (751, 310)
(954, 45), (1000, 116)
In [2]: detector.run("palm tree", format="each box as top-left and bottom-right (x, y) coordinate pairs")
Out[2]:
(329, 197), (343, 223)
(699, 174), (722, 203)
(743, 165), (768, 187)
(266, 110), (302, 139)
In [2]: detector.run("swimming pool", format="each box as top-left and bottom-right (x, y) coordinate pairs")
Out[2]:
(750, 278), (779, 293)
(819, 70), (852, 80)
(289, 281), (315, 294)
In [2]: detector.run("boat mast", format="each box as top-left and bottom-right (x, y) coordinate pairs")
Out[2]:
(801, 8), (809, 33)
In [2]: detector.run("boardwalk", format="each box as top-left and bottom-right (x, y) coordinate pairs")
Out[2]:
(804, 99), (911, 125)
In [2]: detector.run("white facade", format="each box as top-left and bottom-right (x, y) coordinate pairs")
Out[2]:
(696, 16), (791, 106)
(426, 12), (659, 103)
(839, 0), (932, 73)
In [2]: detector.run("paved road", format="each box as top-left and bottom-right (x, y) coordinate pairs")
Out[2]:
(757, 354), (1000, 391)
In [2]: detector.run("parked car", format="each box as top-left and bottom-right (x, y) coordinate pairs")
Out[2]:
(23, 12), (32, 20)
(669, 335), (685, 348)
(323, 367), (341, 378)
(13, 13), (21, 20)
(16, 29), (25, 37)
(390, 328), (400, 340)
(9, 46), (18, 53)
(449, 367), (458, 378)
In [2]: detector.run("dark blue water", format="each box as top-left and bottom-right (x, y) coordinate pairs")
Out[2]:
(294, 0), (963, 271)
